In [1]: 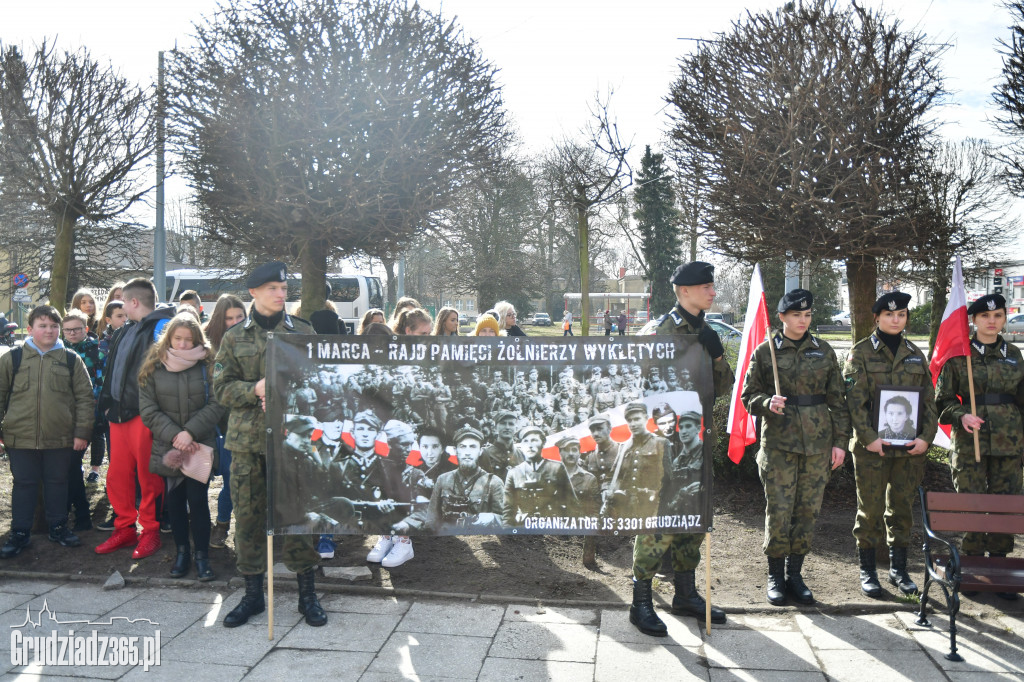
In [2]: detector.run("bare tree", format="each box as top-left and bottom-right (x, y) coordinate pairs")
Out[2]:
(993, 0), (1024, 195)
(666, 0), (946, 340)
(547, 95), (632, 335)
(898, 138), (1018, 351)
(168, 0), (508, 315)
(0, 42), (155, 312)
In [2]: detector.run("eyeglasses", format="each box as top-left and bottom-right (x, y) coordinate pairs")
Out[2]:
(63, 327), (86, 334)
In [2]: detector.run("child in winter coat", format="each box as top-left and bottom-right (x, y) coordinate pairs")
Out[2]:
(0, 305), (94, 558)
(138, 313), (225, 581)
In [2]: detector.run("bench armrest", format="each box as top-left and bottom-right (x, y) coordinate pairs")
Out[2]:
(918, 486), (962, 586)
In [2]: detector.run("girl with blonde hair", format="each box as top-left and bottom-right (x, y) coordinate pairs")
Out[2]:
(138, 313), (225, 581)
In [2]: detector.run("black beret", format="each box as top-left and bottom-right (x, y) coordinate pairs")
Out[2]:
(671, 261), (715, 286)
(246, 261), (287, 289)
(778, 289), (813, 313)
(872, 292), (912, 314)
(967, 294), (1006, 316)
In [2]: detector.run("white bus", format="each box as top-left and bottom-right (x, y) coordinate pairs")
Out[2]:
(162, 268), (384, 332)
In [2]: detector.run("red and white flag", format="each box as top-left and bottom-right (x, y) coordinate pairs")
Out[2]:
(726, 264), (770, 463)
(929, 255), (970, 445)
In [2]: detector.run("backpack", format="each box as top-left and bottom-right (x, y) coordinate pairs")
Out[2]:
(3, 345), (77, 414)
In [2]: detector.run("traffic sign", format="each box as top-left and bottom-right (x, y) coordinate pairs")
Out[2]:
(12, 273), (28, 288)
(12, 289), (30, 303)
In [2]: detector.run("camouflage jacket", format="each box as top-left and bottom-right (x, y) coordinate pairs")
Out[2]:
(935, 335), (1024, 460)
(742, 332), (851, 454)
(213, 311), (312, 453)
(843, 331), (938, 458)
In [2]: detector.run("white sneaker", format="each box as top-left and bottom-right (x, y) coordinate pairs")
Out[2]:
(381, 536), (414, 568)
(367, 535), (394, 562)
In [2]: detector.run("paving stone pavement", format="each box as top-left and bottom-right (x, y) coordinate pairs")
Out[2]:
(0, 579), (1022, 680)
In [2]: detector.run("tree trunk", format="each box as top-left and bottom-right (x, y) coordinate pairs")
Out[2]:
(845, 256), (877, 343)
(576, 200), (590, 336)
(48, 212), (78, 314)
(299, 237), (328, 319)
(928, 278), (948, 357)
(380, 256), (397, 314)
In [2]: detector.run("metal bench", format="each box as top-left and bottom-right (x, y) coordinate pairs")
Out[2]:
(917, 488), (1024, 661)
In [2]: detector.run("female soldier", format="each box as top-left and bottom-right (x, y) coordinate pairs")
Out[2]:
(935, 293), (1024, 601)
(844, 292), (936, 598)
(741, 289), (849, 606)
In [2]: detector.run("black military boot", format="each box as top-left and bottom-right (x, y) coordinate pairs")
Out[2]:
(888, 547), (917, 595)
(673, 570), (726, 624)
(766, 557), (787, 606)
(786, 554), (815, 604)
(296, 569), (328, 627)
(170, 545), (190, 578)
(223, 574), (265, 628)
(859, 548), (883, 598)
(629, 578), (667, 636)
(989, 554), (1021, 601)
(194, 550), (215, 582)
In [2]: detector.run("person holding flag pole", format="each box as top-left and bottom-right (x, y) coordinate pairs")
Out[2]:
(843, 292), (937, 599)
(741, 288), (850, 607)
(934, 273), (1024, 599)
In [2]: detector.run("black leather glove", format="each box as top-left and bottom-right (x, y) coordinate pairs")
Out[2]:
(697, 324), (725, 359)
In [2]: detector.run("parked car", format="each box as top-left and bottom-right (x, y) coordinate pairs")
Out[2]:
(458, 314), (469, 327)
(831, 311), (851, 325)
(706, 312), (724, 321)
(1006, 313), (1024, 335)
(530, 312), (552, 326)
(638, 318), (741, 339)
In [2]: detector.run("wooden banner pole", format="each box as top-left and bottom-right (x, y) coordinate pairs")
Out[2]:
(267, 535), (274, 641)
(965, 354), (982, 463)
(705, 533), (712, 635)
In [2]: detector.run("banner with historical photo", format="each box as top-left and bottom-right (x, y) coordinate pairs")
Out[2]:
(266, 335), (714, 537)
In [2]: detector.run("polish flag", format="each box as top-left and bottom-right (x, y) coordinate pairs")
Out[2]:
(929, 256), (970, 445)
(726, 264), (770, 463)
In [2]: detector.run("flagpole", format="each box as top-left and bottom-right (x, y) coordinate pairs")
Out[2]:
(764, 300), (782, 397)
(705, 533), (711, 635)
(965, 355), (982, 462)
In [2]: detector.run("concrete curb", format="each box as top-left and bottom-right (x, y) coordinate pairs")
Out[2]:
(0, 567), (961, 618)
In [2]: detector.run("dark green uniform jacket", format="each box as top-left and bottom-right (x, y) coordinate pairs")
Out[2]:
(843, 331), (938, 457)
(935, 336), (1024, 460)
(742, 332), (850, 454)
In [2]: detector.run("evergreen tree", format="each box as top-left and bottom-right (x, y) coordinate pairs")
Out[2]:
(630, 146), (682, 314)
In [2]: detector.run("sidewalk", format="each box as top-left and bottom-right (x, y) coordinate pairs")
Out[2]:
(1, 575), (1022, 681)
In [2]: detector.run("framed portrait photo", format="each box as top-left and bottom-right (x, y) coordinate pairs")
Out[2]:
(874, 385), (924, 448)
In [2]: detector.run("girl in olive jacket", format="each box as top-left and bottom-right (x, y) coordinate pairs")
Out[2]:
(138, 313), (225, 581)
(0, 305), (94, 558)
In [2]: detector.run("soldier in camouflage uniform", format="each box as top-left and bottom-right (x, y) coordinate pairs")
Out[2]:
(741, 289), (850, 607)
(213, 261), (326, 628)
(935, 293), (1024, 601)
(630, 261), (731, 637)
(843, 292), (937, 598)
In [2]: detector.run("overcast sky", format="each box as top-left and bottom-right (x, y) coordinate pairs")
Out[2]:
(1, 0), (1020, 250)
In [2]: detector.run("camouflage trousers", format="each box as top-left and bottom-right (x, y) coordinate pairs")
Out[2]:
(757, 448), (830, 558)
(632, 533), (704, 580)
(231, 450), (319, 575)
(951, 453), (1024, 555)
(852, 453), (926, 550)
